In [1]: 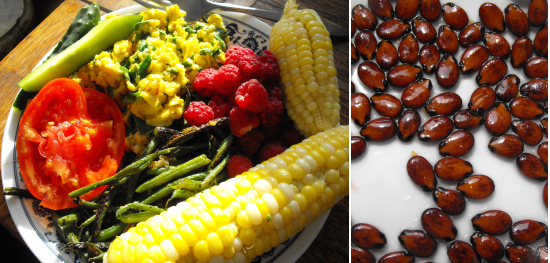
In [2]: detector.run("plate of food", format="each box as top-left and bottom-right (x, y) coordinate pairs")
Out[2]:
(351, 0), (547, 262)
(2, 2), (348, 263)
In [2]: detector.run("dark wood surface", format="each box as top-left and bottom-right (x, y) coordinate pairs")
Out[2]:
(0, 0), (349, 262)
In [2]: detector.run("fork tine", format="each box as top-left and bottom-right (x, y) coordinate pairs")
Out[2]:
(149, 0), (174, 7)
(134, 0), (166, 10)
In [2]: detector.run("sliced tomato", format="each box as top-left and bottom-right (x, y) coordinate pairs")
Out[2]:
(16, 78), (125, 210)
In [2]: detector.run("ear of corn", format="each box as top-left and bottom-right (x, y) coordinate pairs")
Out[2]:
(103, 125), (349, 263)
(270, 0), (340, 137)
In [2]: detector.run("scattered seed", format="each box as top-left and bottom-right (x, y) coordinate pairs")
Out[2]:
(459, 22), (485, 47)
(485, 102), (512, 135)
(398, 34), (420, 64)
(352, 223), (387, 249)
(453, 110), (484, 130)
(387, 64), (423, 87)
(398, 230), (438, 257)
(434, 157), (473, 181)
(420, 0), (441, 21)
(351, 246), (376, 263)
(376, 40), (399, 70)
(368, 0), (394, 20)
(511, 119), (543, 146)
(534, 22), (548, 58)
(421, 208), (457, 241)
(407, 155), (438, 191)
(505, 4), (530, 36)
(505, 243), (537, 263)
(459, 44), (489, 74)
(396, 0), (420, 21)
(353, 4), (379, 31)
(437, 25), (459, 54)
(511, 37), (534, 68)
(418, 116), (454, 142)
(376, 20), (411, 39)
(468, 86), (496, 114)
(520, 79), (548, 102)
(488, 134), (524, 158)
(424, 92), (462, 116)
(457, 174), (495, 199)
(516, 153), (548, 181)
(439, 130), (475, 157)
(495, 75), (520, 102)
(351, 93), (371, 126)
(398, 109), (421, 142)
(419, 44), (440, 74)
(351, 136), (367, 159)
(361, 117), (397, 141)
(433, 187), (466, 215)
(472, 210), (512, 235)
(483, 32), (511, 59)
(524, 57), (548, 78)
(358, 61), (387, 92)
(476, 58), (507, 86)
(510, 220), (548, 245)
(447, 240), (480, 263)
(528, 0), (548, 26)
(378, 251), (415, 263)
(509, 97), (545, 119)
(371, 93), (404, 118)
(537, 141), (548, 166)
(401, 78), (432, 109)
(479, 3), (506, 33)
(412, 17), (437, 44)
(355, 31), (378, 60)
(471, 231), (505, 261)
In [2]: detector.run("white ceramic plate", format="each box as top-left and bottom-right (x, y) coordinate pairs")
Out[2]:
(1, 5), (329, 263)
(351, 0), (548, 261)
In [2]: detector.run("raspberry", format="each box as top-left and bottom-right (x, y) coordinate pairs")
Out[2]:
(214, 64), (242, 95)
(229, 106), (260, 137)
(280, 129), (304, 147)
(225, 46), (255, 65)
(258, 140), (287, 162)
(184, 101), (214, 126)
(237, 129), (265, 156)
(260, 96), (284, 126)
(265, 84), (284, 101)
(225, 47), (279, 82)
(227, 155), (253, 178)
(261, 123), (282, 139)
(235, 79), (268, 113)
(208, 95), (231, 119)
(193, 68), (218, 97)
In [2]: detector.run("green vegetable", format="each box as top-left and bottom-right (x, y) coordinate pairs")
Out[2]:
(213, 32), (227, 51)
(121, 91), (142, 103)
(136, 54), (152, 80)
(12, 89), (36, 111)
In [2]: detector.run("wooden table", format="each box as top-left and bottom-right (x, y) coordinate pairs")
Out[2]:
(0, 0), (349, 262)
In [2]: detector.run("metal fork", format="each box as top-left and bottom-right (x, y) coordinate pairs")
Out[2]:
(133, 0), (347, 38)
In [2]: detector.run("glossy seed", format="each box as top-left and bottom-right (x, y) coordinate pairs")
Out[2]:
(351, 136), (367, 159)
(510, 220), (548, 245)
(506, 243), (537, 263)
(361, 117), (397, 141)
(534, 23), (548, 57)
(488, 134), (524, 158)
(352, 43), (359, 63)
(459, 22), (485, 47)
(398, 109), (421, 141)
(358, 61), (387, 92)
(353, 4), (379, 31)
(351, 81), (356, 93)
(544, 182), (548, 207)
(483, 32), (511, 59)
(439, 130), (475, 157)
(351, 93), (371, 126)
(371, 93), (404, 118)
(505, 4), (530, 36)
(378, 251), (415, 263)
(412, 17), (437, 44)
(433, 187), (466, 215)
(436, 55), (460, 88)
(437, 25), (459, 54)
(355, 31), (377, 60)
(352, 18), (356, 36)
(524, 57), (548, 78)
(388, 65), (423, 87)
(420, 0), (441, 21)
(377, 20), (411, 39)
(352, 223), (387, 249)
(476, 58), (507, 85)
(457, 174), (495, 199)
(447, 240), (480, 263)
(479, 3), (506, 33)
(536, 245), (548, 263)
(517, 153), (548, 181)
(376, 40), (399, 70)
(459, 45), (490, 74)
(510, 97), (545, 119)
(521, 79), (548, 102)
(541, 117), (548, 136)
(407, 155), (438, 191)
(528, 0), (548, 26)
(399, 34), (420, 64)
(401, 78), (432, 109)
(351, 247), (376, 263)
(419, 44), (440, 74)
(472, 210), (513, 235)
(368, 0), (394, 20)
(485, 102), (512, 135)
(418, 116), (454, 142)
(421, 208), (457, 241)
(512, 119), (544, 145)
(495, 75), (520, 102)
(435, 157), (473, 181)
(511, 37), (534, 68)
(425, 92), (462, 116)
(396, 0), (420, 21)
(471, 231), (505, 261)
(469, 86), (496, 114)
(538, 142), (548, 166)
(453, 110), (484, 130)
(398, 230), (438, 257)
(442, 3), (469, 30)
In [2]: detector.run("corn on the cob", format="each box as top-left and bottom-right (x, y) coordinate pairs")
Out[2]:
(103, 125), (348, 263)
(269, 0), (341, 138)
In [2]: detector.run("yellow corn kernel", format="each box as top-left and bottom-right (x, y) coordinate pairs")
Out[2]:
(239, 228), (256, 246)
(193, 241), (212, 262)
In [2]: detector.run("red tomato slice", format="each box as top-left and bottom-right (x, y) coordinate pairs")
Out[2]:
(16, 78), (125, 210)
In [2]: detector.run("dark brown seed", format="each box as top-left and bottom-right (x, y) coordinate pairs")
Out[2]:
(439, 130), (475, 157)
(378, 251), (415, 263)
(351, 247), (376, 263)
(517, 153), (548, 181)
(421, 208), (457, 241)
(351, 93), (371, 126)
(521, 79), (548, 102)
(435, 55), (460, 88)
(352, 223), (387, 249)
(419, 44), (440, 74)
(377, 20), (411, 39)
(424, 92), (462, 116)
(485, 102), (512, 135)
(352, 18), (356, 36)
(471, 231), (505, 261)
(399, 34), (419, 64)
(512, 119), (544, 145)
(442, 3), (469, 30)
(352, 81), (356, 93)
(544, 182), (548, 207)
(435, 157), (473, 181)
(536, 245), (548, 263)
(524, 57), (549, 78)
(420, 0), (441, 21)
(371, 93), (403, 118)
(355, 31), (377, 60)
(457, 174), (495, 199)
(396, 0), (420, 21)
(538, 141), (548, 166)
(407, 155), (437, 191)
(351, 136), (367, 159)
(476, 58), (507, 86)
(447, 240), (480, 263)
(469, 86), (496, 114)
(412, 17), (437, 44)
(472, 210), (512, 235)
(437, 25), (459, 54)
(479, 3), (506, 33)
(376, 40), (399, 70)
(511, 37), (534, 68)
(505, 4), (530, 36)
(352, 43), (359, 63)
(418, 116), (454, 142)
(387, 64), (422, 87)
(506, 243), (537, 263)
(398, 109), (421, 141)
(534, 23), (548, 57)
(459, 22), (485, 47)
(358, 61), (387, 92)
(368, 0), (394, 20)
(488, 134), (524, 158)
(453, 110), (484, 130)
(459, 45), (490, 74)
(509, 97), (545, 119)
(398, 230), (438, 257)
(361, 117), (397, 141)
(401, 78), (432, 108)
(483, 32), (511, 59)
(529, 0), (548, 26)
(433, 187), (466, 215)
(541, 117), (548, 136)
(353, 4), (379, 31)
(495, 75), (520, 102)
(510, 220), (548, 245)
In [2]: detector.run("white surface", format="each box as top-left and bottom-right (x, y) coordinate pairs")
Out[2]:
(1, 5), (329, 263)
(350, 0), (548, 261)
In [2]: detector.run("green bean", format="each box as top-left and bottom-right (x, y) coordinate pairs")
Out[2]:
(89, 253), (105, 262)
(2, 187), (36, 199)
(140, 186), (174, 206)
(118, 211), (160, 223)
(127, 136), (161, 202)
(207, 135), (234, 171)
(168, 172), (209, 188)
(154, 126), (179, 138)
(78, 215), (96, 229)
(199, 153), (229, 189)
(165, 189), (196, 208)
(146, 166), (174, 177)
(87, 242), (110, 254)
(207, 135), (217, 160)
(162, 117), (229, 149)
(92, 222), (128, 242)
(168, 143), (208, 158)
(211, 127), (226, 141)
(58, 213), (82, 227)
(92, 186), (118, 239)
(79, 199), (100, 210)
(116, 202), (164, 223)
